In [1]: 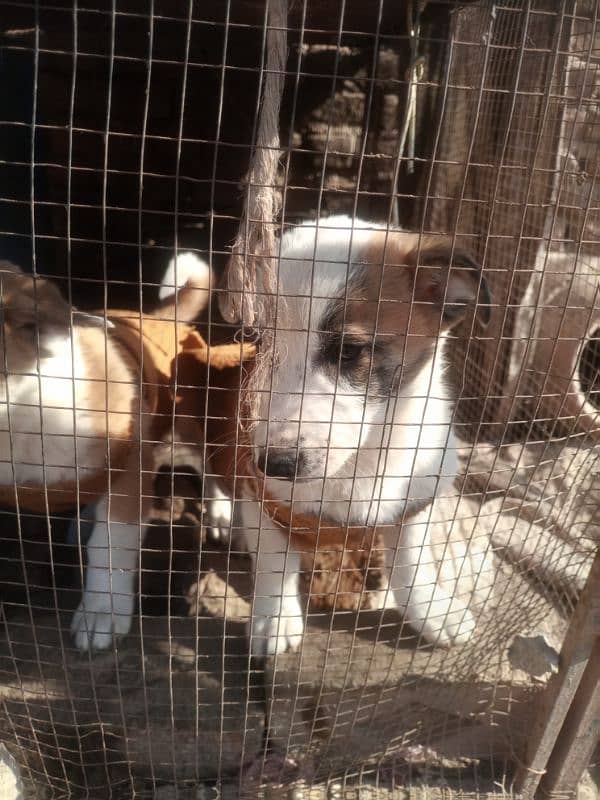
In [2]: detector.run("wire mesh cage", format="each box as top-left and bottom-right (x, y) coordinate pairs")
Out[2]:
(0, 1), (598, 799)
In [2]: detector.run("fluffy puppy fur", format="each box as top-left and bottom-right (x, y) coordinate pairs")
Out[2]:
(238, 216), (491, 656)
(0, 257), (212, 651)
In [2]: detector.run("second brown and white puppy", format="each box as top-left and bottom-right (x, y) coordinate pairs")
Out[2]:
(0, 258), (212, 651)
(238, 216), (491, 655)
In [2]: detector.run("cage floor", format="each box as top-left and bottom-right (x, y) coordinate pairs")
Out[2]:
(0, 553), (567, 799)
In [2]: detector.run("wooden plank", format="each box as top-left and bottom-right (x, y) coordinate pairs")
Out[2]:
(515, 550), (600, 798)
(539, 638), (600, 797)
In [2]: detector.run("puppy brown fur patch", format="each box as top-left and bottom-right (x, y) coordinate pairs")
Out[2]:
(302, 535), (386, 612)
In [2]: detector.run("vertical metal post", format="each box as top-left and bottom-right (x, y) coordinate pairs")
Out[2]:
(515, 550), (600, 797)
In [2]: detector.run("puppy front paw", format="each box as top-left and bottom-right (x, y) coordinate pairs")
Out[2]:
(440, 605), (476, 646)
(71, 591), (135, 652)
(248, 598), (304, 657)
(408, 599), (476, 648)
(205, 494), (233, 544)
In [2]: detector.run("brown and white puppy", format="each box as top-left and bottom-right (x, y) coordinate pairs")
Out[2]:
(236, 216), (491, 656)
(0, 257), (213, 651)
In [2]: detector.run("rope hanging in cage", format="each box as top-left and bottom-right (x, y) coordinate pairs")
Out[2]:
(219, 0), (288, 329)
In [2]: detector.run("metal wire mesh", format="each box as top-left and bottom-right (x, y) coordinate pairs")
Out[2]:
(0, 1), (598, 798)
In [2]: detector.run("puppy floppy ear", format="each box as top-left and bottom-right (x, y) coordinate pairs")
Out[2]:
(408, 239), (491, 328)
(21, 275), (72, 333)
(1, 264), (72, 345)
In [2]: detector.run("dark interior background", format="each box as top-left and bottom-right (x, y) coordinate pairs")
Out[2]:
(0, 0), (457, 309)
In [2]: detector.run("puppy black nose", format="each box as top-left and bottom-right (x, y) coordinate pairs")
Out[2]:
(256, 448), (305, 480)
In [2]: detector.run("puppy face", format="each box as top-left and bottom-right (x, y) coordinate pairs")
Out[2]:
(251, 225), (490, 482)
(0, 263), (72, 372)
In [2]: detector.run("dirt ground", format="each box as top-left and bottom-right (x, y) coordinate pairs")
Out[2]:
(0, 466), (579, 800)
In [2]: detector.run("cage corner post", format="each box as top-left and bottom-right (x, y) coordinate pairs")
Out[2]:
(514, 549), (600, 799)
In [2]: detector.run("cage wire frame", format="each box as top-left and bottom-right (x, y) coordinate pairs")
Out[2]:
(0, 0), (598, 798)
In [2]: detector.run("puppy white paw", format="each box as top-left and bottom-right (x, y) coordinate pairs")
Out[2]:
(248, 600), (304, 657)
(411, 603), (476, 648)
(71, 592), (135, 652)
(205, 495), (233, 544)
(441, 606), (476, 646)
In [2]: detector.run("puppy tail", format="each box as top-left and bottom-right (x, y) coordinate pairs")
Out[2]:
(157, 251), (213, 322)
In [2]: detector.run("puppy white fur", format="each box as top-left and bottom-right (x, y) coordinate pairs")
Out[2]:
(240, 216), (491, 655)
(0, 254), (213, 651)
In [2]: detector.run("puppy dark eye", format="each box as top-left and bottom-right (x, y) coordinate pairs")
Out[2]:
(20, 322), (36, 334)
(340, 341), (366, 363)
